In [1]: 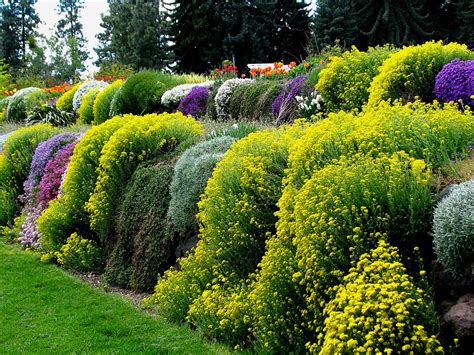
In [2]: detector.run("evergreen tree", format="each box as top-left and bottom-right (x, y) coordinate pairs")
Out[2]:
(95, 0), (172, 70)
(454, 0), (474, 48)
(0, 0), (39, 70)
(56, 0), (88, 77)
(350, 0), (434, 48)
(312, 0), (357, 50)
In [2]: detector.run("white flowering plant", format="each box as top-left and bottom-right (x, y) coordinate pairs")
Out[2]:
(295, 90), (324, 119)
(72, 81), (108, 112)
(215, 78), (254, 120)
(161, 81), (214, 108)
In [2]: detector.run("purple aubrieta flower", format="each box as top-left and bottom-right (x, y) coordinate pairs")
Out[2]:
(178, 86), (210, 118)
(23, 132), (78, 197)
(434, 58), (474, 109)
(272, 76), (309, 118)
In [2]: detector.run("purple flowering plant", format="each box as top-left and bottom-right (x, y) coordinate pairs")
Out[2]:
(178, 86), (210, 118)
(272, 76), (310, 123)
(434, 58), (474, 109)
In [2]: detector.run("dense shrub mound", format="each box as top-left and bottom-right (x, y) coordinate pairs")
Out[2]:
(104, 162), (176, 291)
(93, 79), (123, 124)
(38, 116), (129, 253)
(434, 58), (474, 109)
(56, 83), (81, 112)
(72, 81), (108, 112)
(78, 88), (101, 124)
(0, 124), (59, 225)
(229, 81), (281, 122)
(368, 41), (474, 106)
(146, 124), (306, 339)
(167, 136), (235, 234)
(5, 87), (47, 122)
(321, 240), (442, 353)
(85, 112), (203, 241)
(110, 71), (191, 116)
(316, 46), (396, 112)
(433, 179), (474, 278)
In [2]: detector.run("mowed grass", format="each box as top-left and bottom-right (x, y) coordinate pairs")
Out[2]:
(0, 240), (228, 354)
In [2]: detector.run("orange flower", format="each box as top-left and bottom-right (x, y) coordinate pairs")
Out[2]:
(289, 61), (297, 68)
(304, 62), (310, 69)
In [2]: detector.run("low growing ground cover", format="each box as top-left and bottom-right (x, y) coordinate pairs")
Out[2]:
(0, 240), (227, 354)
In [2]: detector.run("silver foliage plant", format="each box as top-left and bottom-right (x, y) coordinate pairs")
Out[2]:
(167, 136), (235, 232)
(72, 81), (108, 112)
(433, 179), (474, 277)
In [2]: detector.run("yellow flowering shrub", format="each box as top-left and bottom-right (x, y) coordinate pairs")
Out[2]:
(368, 41), (474, 107)
(86, 112), (203, 238)
(146, 124), (306, 335)
(56, 82), (81, 113)
(38, 116), (129, 252)
(250, 152), (433, 352)
(316, 45), (396, 112)
(93, 79), (123, 125)
(55, 232), (102, 272)
(321, 240), (442, 354)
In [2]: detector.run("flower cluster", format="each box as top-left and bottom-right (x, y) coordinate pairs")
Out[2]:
(215, 78), (254, 120)
(295, 91), (324, 119)
(272, 76), (308, 122)
(161, 81), (213, 108)
(55, 232), (102, 271)
(42, 82), (70, 94)
(249, 61), (297, 78)
(435, 58), (474, 109)
(321, 240), (442, 353)
(177, 86), (210, 118)
(72, 80), (108, 112)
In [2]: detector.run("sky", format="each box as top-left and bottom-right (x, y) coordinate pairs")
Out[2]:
(37, 0), (109, 70)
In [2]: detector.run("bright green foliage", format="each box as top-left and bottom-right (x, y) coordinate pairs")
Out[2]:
(110, 71), (189, 116)
(0, 124), (59, 225)
(146, 124), (306, 337)
(433, 179), (474, 277)
(229, 81), (281, 122)
(55, 82), (81, 112)
(86, 112), (203, 239)
(38, 116), (129, 252)
(55, 232), (103, 272)
(368, 41), (474, 106)
(316, 46), (396, 112)
(167, 136), (235, 233)
(321, 240), (442, 353)
(93, 80), (123, 124)
(77, 88), (100, 124)
(105, 162), (176, 291)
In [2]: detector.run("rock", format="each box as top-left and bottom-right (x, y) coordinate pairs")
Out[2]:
(444, 294), (474, 338)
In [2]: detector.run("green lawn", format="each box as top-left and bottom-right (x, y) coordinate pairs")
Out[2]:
(0, 240), (228, 354)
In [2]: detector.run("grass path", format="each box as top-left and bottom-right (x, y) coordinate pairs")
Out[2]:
(0, 240), (227, 354)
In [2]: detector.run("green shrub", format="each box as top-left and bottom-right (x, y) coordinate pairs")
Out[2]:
(433, 179), (474, 278)
(55, 232), (103, 272)
(368, 41), (474, 106)
(321, 240), (442, 353)
(228, 81), (281, 122)
(5, 87), (47, 122)
(104, 162), (176, 291)
(93, 79), (123, 124)
(146, 124), (305, 338)
(37, 116), (129, 252)
(77, 88), (100, 124)
(56, 83), (81, 113)
(205, 89), (218, 120)
(86, 112), (203, 240)
(110, 71), (189, 116)
(0, 124), (59, 225)
(316, 46), (396, 112)
(167, 136), (235, 233)
(26, 105), (76, 127)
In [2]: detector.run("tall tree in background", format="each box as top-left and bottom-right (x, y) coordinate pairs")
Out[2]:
(95, 0), (173, 70)
(453, 0), (474, 48)
(56, 0), (88, 78)
(0, 0), (39, 71)
(311, 0), (357, 50)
